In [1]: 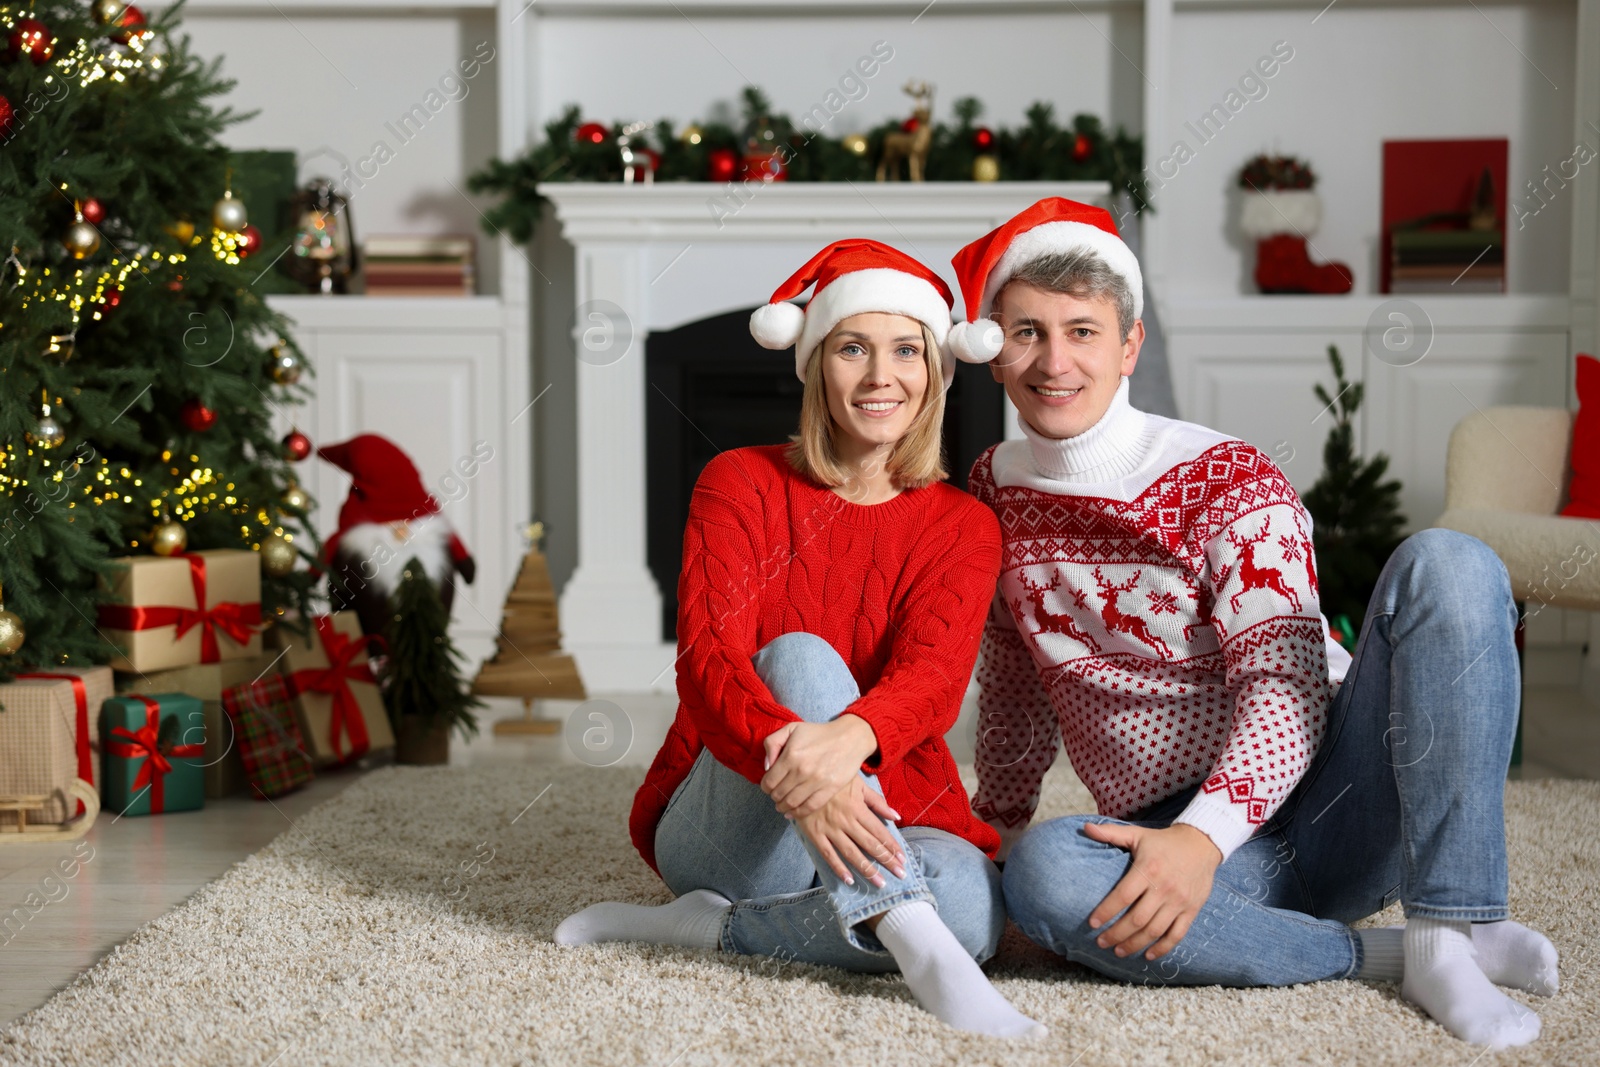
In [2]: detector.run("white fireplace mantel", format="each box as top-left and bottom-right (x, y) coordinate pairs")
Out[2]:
(541, 180), (1111, 692)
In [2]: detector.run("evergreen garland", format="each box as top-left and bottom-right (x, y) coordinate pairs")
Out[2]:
(0, 1), (320, 675)
(1301, 345), (1407, 630)
(382, 558), (483, 742)
(467, 88), (1147, 246)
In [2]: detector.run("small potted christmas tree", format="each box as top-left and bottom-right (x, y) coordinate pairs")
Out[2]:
(384, 558), (484, 765)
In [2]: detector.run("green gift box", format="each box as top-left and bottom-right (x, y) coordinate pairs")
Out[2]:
(100, 693), (206, 816)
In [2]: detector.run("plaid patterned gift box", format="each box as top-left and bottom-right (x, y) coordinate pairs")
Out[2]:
(221, 676), (314, 800)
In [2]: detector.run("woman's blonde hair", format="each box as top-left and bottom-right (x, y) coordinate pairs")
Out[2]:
(785, 321), (948, 491)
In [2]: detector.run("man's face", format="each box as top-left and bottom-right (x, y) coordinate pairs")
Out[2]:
(989, 281), (1143, 440)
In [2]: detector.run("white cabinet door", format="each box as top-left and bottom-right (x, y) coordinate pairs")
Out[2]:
(308, 327), (508, 657)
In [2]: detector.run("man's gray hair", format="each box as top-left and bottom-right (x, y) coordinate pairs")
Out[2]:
(1001, 248), (1136, 341)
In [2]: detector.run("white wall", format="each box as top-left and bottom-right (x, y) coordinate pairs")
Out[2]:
(1156, 2), (1578, 299)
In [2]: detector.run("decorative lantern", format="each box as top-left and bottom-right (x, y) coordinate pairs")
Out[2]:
(285, 177), (357, 295)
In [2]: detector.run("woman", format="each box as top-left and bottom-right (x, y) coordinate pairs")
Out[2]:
(555, 239), (1044, 1039)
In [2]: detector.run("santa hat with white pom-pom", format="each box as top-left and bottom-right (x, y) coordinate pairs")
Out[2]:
(946, 197), (1144, 364)
(749, 238), (957, 387)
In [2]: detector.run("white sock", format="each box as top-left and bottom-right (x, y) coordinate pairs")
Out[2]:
(1401, 918), (1541, 1048)
(553, 889), (731, 950)
(874, 901), (1046, 1039)
(1472, 920), (1561, 997)
(1356, 927), (1405, 982)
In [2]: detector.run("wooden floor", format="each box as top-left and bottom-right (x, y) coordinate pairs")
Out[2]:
(1, 686), (1596, 1027)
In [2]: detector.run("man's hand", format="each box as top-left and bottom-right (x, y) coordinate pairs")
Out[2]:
(1082, 822), (1222, 961)
(794, 778), (906, 888)
(760, 715), (879, 818)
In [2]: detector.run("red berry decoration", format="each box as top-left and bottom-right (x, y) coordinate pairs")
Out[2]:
(111, 5), (146, 45)
(180, 399), (217, 432)
(8, 18), (53, 66)
(237, 224), (263, 257)
(706, 147), (739, 183)
(575, 122), (608, 145)
(97, 288), (122, 318)
(282, 429), (312, 462)
(972, 126), (995, 152)
(1071, 132), (1092, 163)
(0, 95), (14, 139)
(80, 199), (106, 225)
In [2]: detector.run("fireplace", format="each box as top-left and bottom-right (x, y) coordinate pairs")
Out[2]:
(538, 180), (1110, 691)
(645, 306), (1006, 641)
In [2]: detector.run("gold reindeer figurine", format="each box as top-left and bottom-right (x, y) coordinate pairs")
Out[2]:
(876, 81), (935, 182)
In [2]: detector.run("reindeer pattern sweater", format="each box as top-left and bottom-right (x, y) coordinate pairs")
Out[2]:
(629, 445), (1003, 876)
(970, 380), (1351, 860)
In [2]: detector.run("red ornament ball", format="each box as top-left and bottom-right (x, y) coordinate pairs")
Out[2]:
(237, 224), (263, 257)
(1071, 132), (1092, 163)
(80, 199), (106, 225)
(901, 117), (920, 133)
(742, 151), (788, 183)
(706, 147), (739, 183)
(0, 95), (13, 139)
(97, 288), (122, 318)
(180, 399), (218, 432)
(111, 5), (146, 45)
(972, 126), (995, 152)
(7, 18), (53, 66)
(575, 122), (608, 145)
(283, 429), (313, 462)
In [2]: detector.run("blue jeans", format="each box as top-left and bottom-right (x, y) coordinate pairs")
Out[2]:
(655, 632), (1005, 972)
(1004, 529), (1519, 986)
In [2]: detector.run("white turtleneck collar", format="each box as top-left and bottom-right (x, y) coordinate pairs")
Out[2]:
(1018, 377), (1154, 483)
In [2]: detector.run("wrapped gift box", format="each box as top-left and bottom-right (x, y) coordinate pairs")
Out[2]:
(99, 550), (262, 672)
(0, 674), (98, 826)
(269, 613), (394, 766)
(100, 693), (206, 816)
(11, 665), (113, 792)
(123, 656), (278, 799)
(222, 675), (315, 799)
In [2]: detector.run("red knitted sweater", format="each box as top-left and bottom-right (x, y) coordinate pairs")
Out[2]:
(629, 445), (1003, 876)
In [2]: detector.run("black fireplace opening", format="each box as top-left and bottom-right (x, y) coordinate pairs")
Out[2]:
(646, 306), (1007, 642)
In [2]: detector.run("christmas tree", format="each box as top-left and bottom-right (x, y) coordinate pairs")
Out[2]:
(1301, 345), (1406, 631)
(384, 557), (483, 743)
(0, 2), (319, 674)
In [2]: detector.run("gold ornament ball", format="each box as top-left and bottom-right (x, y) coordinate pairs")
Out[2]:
(166, 218), (196, 244)
(973, 154), (1000, 183)
(269, 345), (304, 385)
(0, 609), (24, 657)
(260, 532), (297, 577)
(93, 0), (125, 24)
(679, 123), (704, 145)
(843, 133), (870, 156)
(212, 192), (248, 234)
(27, 415), (65, 449)
(150, 519), (188, 557)
(281, 483), (310, 511)
(63, 221), (101, 260)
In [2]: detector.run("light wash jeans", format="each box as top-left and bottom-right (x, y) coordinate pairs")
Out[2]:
(655, 632), (1005, 972)
(1003, 529), (1519, 986)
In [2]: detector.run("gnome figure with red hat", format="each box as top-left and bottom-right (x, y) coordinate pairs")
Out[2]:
(955, 198), (1549, 1049)
(318, 434), (476, 639)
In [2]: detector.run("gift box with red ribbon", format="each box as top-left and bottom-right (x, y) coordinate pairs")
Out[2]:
(100, 693), (206, 816)
(99, 550), (263, 672)
(126, 656), (278, 799)
(6, 665), (113, 818)
(221, 675), (315, 799)
(271, 612), (395, 766)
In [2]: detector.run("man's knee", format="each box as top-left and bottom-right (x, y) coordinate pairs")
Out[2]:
(916, 836), (1005, 962)
(1003, 816), (1127, 947)
(1391, 529), (1511, 599)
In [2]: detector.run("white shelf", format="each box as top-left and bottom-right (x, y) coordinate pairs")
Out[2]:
(1165, 294), (1571, 333)
(264, 294), (505, 330)
(164, 0), (496, 12)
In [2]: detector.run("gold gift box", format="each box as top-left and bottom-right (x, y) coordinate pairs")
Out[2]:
(99, 550), (263, 672)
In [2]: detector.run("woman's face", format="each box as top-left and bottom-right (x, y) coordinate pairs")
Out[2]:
(820, 312), (929, 458)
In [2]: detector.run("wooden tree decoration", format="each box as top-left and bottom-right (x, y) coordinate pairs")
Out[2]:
(471, 523), (588, 735)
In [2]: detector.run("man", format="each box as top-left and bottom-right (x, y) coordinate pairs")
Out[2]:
(949, 198), (1557, 1049)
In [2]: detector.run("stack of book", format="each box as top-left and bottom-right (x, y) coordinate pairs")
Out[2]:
(1389, 226), (1504, 294)
(363, 234), (475, 296)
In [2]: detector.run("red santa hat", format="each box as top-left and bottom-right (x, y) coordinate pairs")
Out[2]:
(317, 434), (470, 567)
(749, 238), (957, 386)
(946, 197), (1144, 364)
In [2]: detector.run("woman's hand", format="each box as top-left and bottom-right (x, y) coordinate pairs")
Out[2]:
(761, 715), (879, 817)
(793, 778), (906, 888)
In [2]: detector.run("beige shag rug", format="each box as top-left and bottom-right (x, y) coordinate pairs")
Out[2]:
(3, 762), (1597, 1067)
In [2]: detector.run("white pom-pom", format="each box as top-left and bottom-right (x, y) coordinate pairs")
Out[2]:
(947, 319), (1003, 363)
(749, 302), (805, 350)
